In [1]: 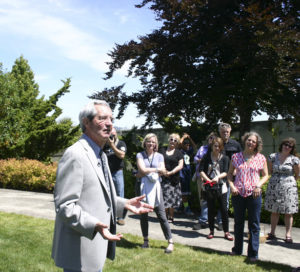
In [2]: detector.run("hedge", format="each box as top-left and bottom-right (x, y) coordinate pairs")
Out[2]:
(0, 158), (57, 193)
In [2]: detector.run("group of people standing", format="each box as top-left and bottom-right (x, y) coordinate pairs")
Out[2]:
(135, 122), (300, 262)
(51, 99), (299, 271)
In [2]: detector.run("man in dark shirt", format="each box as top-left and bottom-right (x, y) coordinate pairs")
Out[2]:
(217, 123), (242, 230)
(104, 128), (127, 225)
(218, 123), (242, 160)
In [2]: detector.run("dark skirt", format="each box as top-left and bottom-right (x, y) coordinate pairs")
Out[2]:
(161, 177), (182, 208)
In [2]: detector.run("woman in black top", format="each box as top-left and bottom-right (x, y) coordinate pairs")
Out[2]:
(199, 137), (233, 241)
(161, 133), (184, 223)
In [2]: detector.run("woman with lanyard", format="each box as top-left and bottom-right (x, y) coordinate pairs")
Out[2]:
(228, 131), (269, 262)
(136, 133), (174, 253)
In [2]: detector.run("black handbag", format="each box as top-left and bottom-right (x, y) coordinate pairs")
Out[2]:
(204, 162), (223, 196)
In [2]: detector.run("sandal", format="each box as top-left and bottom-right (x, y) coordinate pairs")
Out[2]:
(224, 232), (234, 241)
(266, 233), (276, 240)
(285, 236), (293, 244)
(141, 238), (149, 248)
(165, 241), (174, 254)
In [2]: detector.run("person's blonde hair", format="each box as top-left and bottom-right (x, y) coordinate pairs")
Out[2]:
(168, 133), (180, 146)
(142, 133), (159, 152)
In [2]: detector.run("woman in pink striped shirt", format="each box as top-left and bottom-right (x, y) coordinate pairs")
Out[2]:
(228, 132), (269, 262)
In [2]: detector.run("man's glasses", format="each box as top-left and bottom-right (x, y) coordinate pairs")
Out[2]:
(169, 138), (178, 143)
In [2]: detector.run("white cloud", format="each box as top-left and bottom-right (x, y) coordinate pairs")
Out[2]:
(0, 0), (111, 72)
(114, 9), (130, 24)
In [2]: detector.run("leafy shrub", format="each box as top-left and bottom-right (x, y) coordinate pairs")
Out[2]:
(0, 158), (57, 192)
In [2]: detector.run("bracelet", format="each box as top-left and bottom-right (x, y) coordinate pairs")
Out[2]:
(255, 186), (261, 189)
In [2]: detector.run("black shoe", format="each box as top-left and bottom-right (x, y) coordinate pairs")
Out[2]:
(193, 222), (206, 230)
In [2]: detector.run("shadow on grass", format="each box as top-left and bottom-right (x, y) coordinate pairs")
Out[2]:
(117, 237), (141, 249)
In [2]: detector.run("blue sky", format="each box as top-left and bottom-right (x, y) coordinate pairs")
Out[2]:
(0, 0), (161, 129)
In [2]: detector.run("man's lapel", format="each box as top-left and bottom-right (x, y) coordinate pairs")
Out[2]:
(79, 138), (111, 199)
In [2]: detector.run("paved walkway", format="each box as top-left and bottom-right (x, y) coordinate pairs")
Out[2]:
(0, 189), (299, 269)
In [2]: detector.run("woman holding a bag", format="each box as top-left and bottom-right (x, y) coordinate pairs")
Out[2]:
(136, 133), (174, 253)
(199, 137), (233, 241)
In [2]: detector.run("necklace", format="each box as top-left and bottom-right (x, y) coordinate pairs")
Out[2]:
(146, 152), (155, 167)
(243, 152), (254, 162)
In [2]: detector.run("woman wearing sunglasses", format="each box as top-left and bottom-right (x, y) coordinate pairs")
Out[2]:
(161, 133), (184, 223)
(265, 137), (300, 243)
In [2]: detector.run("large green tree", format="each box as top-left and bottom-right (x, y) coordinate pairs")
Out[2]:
(0, 56), (80, 160)
(98, 0), (299, 137)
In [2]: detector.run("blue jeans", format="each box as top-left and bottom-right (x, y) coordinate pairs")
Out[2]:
(231, 194), (262, 259)
(199, 199), (208, 224)
(112, 169), (127, 219)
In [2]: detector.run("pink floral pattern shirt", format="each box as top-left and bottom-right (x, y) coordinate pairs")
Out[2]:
(231, 152), (266, 197)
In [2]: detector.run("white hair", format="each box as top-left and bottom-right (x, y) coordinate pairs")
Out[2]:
(218, 123), (231, 133)
(79, 100), (110, 132)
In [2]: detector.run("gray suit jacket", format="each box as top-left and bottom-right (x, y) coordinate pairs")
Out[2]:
(52, 136), (126, 271)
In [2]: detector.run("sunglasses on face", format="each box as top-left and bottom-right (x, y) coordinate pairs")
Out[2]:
(284, 143), (293, 148)
(169, 138), (178, 143)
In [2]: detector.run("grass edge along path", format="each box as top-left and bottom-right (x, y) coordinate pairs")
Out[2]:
(0, 211), (292, 272)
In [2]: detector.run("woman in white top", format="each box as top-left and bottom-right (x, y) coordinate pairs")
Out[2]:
(136, 133), (174, 253)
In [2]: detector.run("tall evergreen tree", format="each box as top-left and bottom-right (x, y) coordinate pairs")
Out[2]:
(0, 56), (80, 160)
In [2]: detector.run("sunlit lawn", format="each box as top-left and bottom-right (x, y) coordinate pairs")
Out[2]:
(0, 212), (292, 272)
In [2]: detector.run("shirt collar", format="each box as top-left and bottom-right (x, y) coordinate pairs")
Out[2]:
(82, 134), (102, 158)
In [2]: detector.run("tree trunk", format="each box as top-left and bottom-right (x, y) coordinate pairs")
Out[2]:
(238, 109), (252, 140)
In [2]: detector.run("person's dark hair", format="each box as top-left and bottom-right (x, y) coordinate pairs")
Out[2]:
(183, 139), (190, 145)
(279, 137), (297, 155)
(206, 132), (217, 142)
(211, 137), (224, 152)
(241, 131), (263, 153)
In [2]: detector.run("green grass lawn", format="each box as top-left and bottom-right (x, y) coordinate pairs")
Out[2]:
(0, 212), (292, 272)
